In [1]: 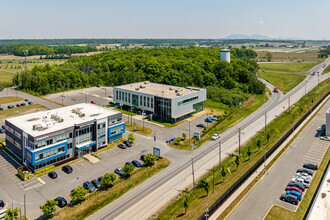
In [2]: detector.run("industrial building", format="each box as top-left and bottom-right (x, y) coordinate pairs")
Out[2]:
(5, 103), (125, 172)
(113, 82), (206, 123)
(220, 49), (230, 62)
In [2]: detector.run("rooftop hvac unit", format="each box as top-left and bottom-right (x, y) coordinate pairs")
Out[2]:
(135, 87), (140, 91)
(144, 81), (150, 84)
(78, 113), (85, 117)
(169, 87), (173, 90)
(33, 124), (43, 131)
(162, 90), (165, 94)
(176, 92), (183, 96)
(140, 85), (146, 89)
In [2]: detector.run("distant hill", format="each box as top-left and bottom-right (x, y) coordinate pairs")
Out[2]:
(224, 34), (272, 40)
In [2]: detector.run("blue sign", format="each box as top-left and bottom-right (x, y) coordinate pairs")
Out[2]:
(153, 147), (160, 157)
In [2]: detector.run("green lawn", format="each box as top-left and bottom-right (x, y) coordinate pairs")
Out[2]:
(259, 62), (317, 73)
(0, 96), (23, 104)
(323, 65), (330, 75)
(154, 79), (330, 220)
(124, 120), (153, 136)
(0, 70), (15, 82)
(0, 104), (49, 121)
(258, 71), (306, 93)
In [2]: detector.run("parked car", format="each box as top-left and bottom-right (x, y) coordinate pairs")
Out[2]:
(286, 190), (302, 200)
(0, 107), (3, 110)
(287, 181), (305, 191)
(205, 117), (213, 123)
(7, 105), (11, 109)
(1, 125), (5, 129)
(117, 143), (126, 149)
(210, 116), (218, 121)
(132, 160), (142, 167)
(62, 165), (73, 174)
(285, 186), (303, 194)
(303, 163), (318, 170)
(108, 95), (113, 98)
(317, 126), (322, 132)
(91, 101), (96, 104)
(21, 103), (26, 106)
(298, 172), (312, 179)
(211, 133), (220, 141)
(280, 194), (298, 205)
(293, 177), (310, 188)
(125, 161), (133, 167)
(83, 181), (96, 193)
(0, 128), (5, 133)
(16, 104), (21, 107)
(25, 99), (29, 102)
(140, 154), (146, 161)
(28, 101), (33, 105)
(296, 168), (313, 176)
(109, 101), (115, 105)
(48, 171), (58, 179)
(91, 179), (101, 189)
(0, 200), (4, 208)
(295, 173), (311, 181)
(114, 168), (125, 177)
(123, 140), (132, 147)
(55, 197), (67, 208)
(196, 123), (205, 128)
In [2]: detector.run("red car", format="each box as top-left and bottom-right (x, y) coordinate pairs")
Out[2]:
(285, 186), (303, 194)
(16, 104), (21, 107)
(91, 101), (96, 104)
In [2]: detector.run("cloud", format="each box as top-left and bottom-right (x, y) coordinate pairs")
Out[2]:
(258, 20), (265, 25)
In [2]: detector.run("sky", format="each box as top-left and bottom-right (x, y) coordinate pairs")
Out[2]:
(0, 0), (329, 40)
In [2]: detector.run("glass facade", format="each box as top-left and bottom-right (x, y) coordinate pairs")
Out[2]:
(155, 97), (172, 122)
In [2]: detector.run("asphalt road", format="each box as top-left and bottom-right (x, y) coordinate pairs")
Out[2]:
(86, 58), (330, 220)
(227, 99), (330, 220)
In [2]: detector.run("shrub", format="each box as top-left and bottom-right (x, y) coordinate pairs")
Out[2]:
(34, 165), (55, 174)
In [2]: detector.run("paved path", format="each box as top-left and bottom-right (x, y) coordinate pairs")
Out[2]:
(226, 99), (330, 220)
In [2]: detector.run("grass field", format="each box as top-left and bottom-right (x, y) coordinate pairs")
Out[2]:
(258, 71), (306, 93)
(259, 62), (317, 73)
(124, 120), (153, 136)
(53, 157), (170, 220)
(0, 96), (23, 104)
(323, 65), (330, 74)
(0, 70), (15, 82)
(154, 79), (330, 220)
(0, 59), (65, 73)
(256, 50), (323, 63)
(0, 104), (49, 121)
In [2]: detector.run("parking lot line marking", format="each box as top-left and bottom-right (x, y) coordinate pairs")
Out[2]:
(80, 163), (87, 168)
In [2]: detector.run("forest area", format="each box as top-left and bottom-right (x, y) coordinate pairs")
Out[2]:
(13, 47), (265, 105)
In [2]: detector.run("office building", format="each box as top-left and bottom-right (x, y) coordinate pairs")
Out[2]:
(5, 103), (125, 172)
(113, 81), (206, 123)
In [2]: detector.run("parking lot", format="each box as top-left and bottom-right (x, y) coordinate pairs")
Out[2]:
(226, 100), (330, 220)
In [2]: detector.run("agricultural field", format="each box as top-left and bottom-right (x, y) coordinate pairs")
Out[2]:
(0, 59), (65, 72)
(259, 62), (317, 73)
(256, 48), (323, 62)
(258, 71), (306, 93)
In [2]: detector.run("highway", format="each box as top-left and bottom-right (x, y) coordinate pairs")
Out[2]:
(87, 58), (330, 220)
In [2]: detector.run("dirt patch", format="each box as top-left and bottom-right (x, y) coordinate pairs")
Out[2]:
(242, 95), (256, 107)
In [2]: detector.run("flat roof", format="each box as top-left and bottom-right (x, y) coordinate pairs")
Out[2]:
(6, 103), (120, 137)
(115, 82), (205, 99)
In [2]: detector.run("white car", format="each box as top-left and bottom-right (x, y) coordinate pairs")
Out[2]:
(297, 172), (312, 179)
(212, 133), (220, 141)
(317, 127), (322, 132)
(292, 177), (310, 188)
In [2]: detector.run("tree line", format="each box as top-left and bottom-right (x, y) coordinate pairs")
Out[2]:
(0, 43), (98, 56)
(13, 47), (265, 105)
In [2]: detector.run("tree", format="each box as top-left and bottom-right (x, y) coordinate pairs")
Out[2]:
(144, 153), (158, 166)
(257, 139), (261, 151)
(266, 52), (272, 61)
(122, 163), (135, 176)
(235, 156), (240, 169)
(267, 133), (270, 143)
(100, 173), (117, 188)
(197, 178), (210, 196)
(70, 186), (88, 202)
(40, 199), (58, 217)
(221, 166), (226, 180)
(247, 146), (252, 160)
(128, 132), (135, 143)
(5, 207), (19, 220)
(182, 132), (186, 140)
(183, 198), (189, 214)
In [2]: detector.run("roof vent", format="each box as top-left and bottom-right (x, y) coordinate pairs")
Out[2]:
(135, 87), (140, 91)
(169, 87), (173, 90)
(140, 84), (146, 89)
(33, 124), (43, 131)
(144, 81), (150, 84)
(176, 92), (183, 96)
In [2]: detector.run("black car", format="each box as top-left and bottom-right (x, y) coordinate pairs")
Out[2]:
(0, 128), (4, 133)
(98, 176), (103, 182)
(83, 181), (96, 192)
(48, 171), (58, 179)
(7, 105), (11, 109)
(91, 179), (101, 188)
(287, 181), (305, 191)
(140, 154), (146, 161)
(123, 140), (132, 147)
(55, 197), (67, 208)
(280, 194), (298, 205)
(132, 160), (142, 167)
(118, 143), (126, 149)
(62, 165), (73, 174)
(21, 103), (26, 106)
(0, 200), (4, 208)
(196, 123), (205, 128)
(303, 163), (318, 170)
(96, 85), (100, 88)
(0, 107), (3, 110)
(2, 125), (5, 129)
(28, 101), (33, 105)
(296, 169), (313, 176)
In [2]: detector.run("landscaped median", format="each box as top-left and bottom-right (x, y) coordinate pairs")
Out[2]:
(51, 157), (170, 220)
(153, 79), (329, 219)
(124, 120), (153, 136)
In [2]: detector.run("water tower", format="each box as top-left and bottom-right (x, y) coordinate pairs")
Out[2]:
(220, 49), (230, 63)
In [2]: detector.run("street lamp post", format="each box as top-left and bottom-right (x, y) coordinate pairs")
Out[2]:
(142, 109), (145, 131)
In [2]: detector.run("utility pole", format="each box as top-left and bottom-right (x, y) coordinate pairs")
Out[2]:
(265, 111), (267, 135)
(23, 50), (28, 71)
(238, 128), (241, 155)
(219, 141), (221, 171)
(188, 120), (191, 147)
(130, 107), (132, 126)
(192, 158), (195, 190)
(142, 109), (145, 131)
